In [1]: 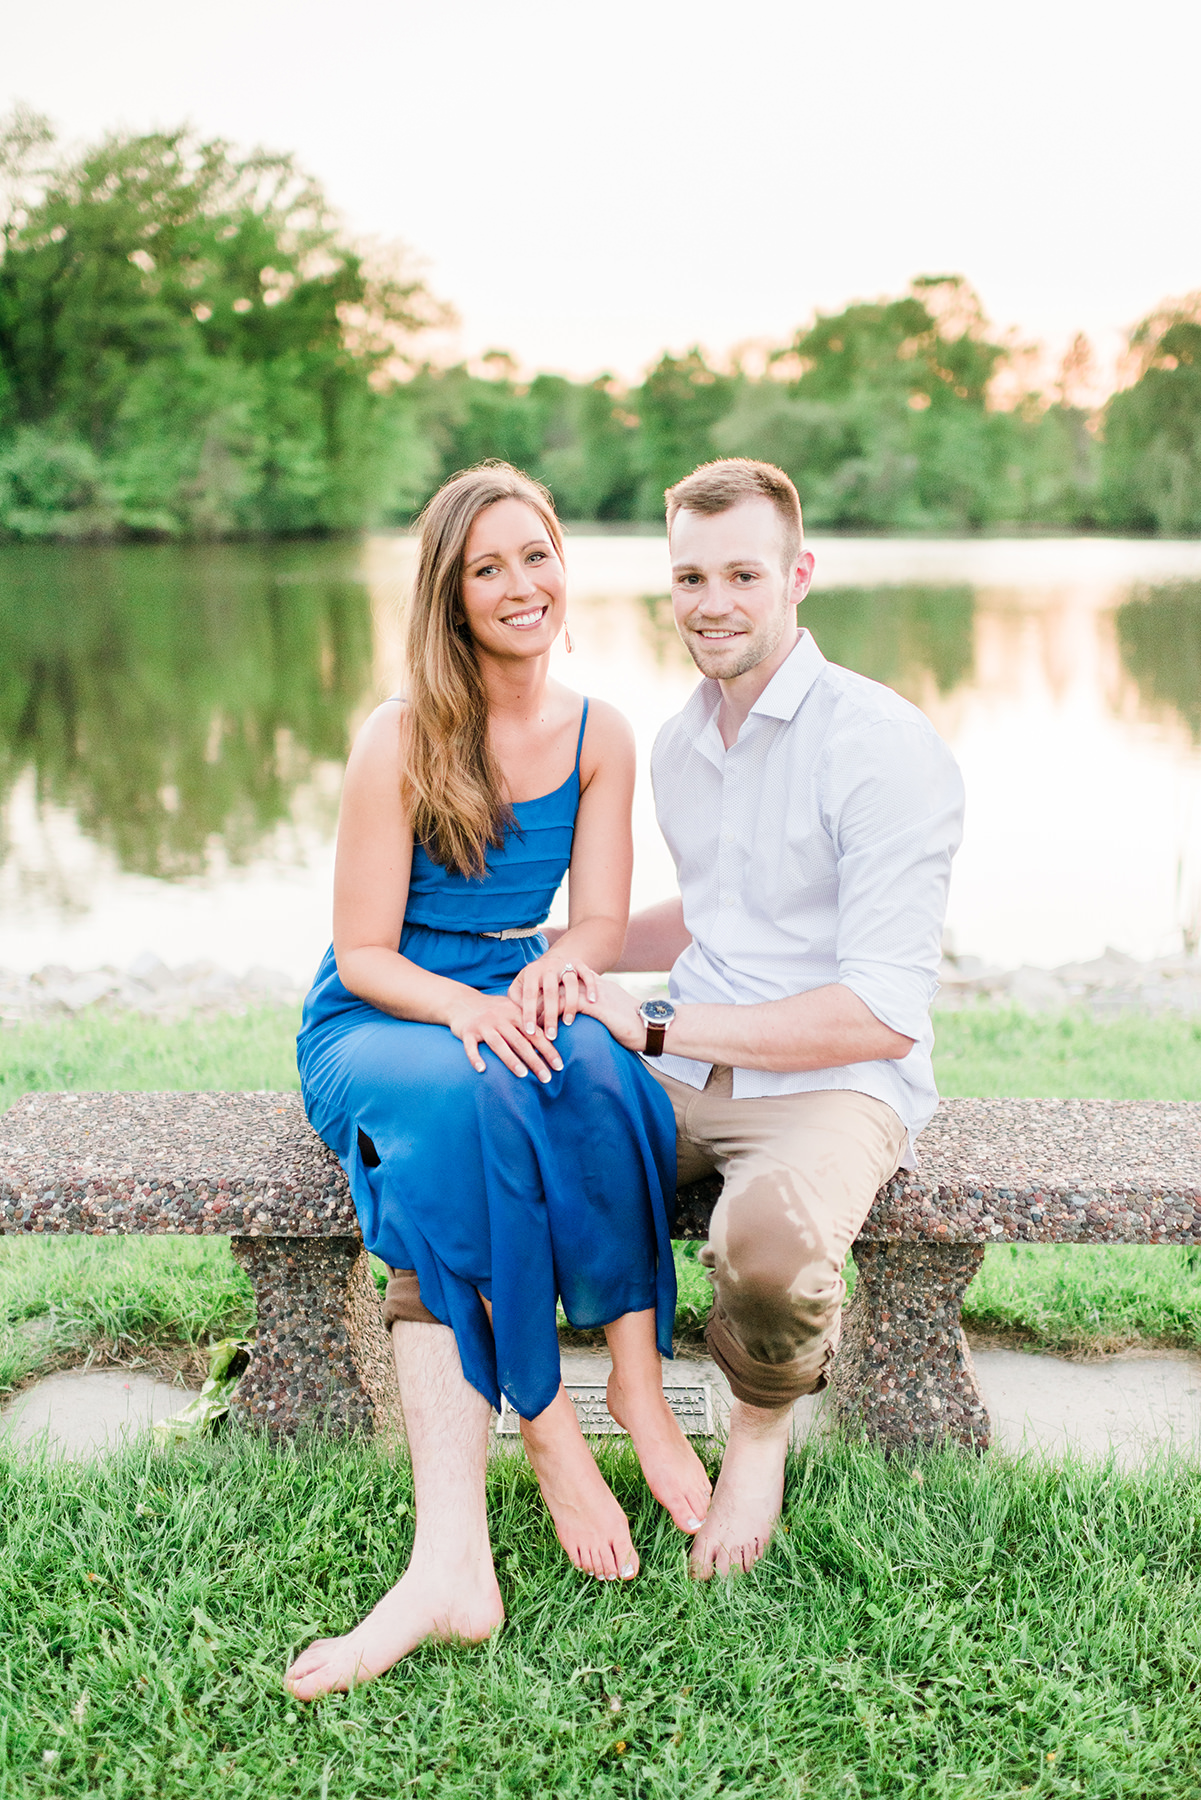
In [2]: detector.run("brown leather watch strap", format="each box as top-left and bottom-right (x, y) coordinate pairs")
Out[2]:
(643, 1020), (668, 1056)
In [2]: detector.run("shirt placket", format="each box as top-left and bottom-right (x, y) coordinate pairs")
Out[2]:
(715, 727), (751, 944)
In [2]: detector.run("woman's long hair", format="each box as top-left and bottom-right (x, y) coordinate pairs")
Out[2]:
(403, 462), (565, 878)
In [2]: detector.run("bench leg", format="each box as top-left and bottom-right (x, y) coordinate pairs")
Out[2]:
(229, 1236), (403, 1444)
(829, 1241), (990, 1452)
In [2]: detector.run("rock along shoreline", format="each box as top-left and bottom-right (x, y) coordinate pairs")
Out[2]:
(2, 945), (1199, 1025)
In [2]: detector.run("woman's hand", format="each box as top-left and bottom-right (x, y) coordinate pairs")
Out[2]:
(447, 992), (565, 1082)
(508, 954), (601, 1040)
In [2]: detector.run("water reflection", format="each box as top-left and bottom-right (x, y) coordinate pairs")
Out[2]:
(637, 584), (975, 706)
(802, 584), (975, 701)
(1116, 581), (1201, 744)
(2, 536), (1201, 975)
(0, 543), (372, 879)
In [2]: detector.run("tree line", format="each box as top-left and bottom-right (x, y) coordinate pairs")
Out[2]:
(2, 113), (1199, 541)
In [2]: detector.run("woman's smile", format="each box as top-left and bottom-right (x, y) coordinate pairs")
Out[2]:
(500, 604), (550, 630)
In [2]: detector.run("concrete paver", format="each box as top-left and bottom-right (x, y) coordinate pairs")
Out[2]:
(973, 1345), (1201, 1466)
(4, 1342), (1201, 1466)
(562, 1342), (1201, 1467)
(1, 1368), (197, 1459)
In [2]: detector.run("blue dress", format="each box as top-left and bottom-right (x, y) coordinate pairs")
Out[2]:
(297, 700), (678, 1420)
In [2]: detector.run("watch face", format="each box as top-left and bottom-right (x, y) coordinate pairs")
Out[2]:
(640, 999), (675, 1024)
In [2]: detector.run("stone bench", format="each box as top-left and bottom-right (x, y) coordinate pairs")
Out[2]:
(2, 1091), (1198, 1452)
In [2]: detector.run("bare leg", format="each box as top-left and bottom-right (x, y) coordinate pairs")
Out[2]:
(284, 1320), (503, 1699)
(604, 1309), (711, 1534)
(471, 1296), (637, 1576)
(688, 1396), (792, 1579)
(519, 1389), (640, 1580)
(473, 1294), (635, 1580)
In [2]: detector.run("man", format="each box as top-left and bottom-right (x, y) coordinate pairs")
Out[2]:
(578, 457), (964, 1579)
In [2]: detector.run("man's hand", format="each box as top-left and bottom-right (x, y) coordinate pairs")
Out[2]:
(576, 978), (647, 1054)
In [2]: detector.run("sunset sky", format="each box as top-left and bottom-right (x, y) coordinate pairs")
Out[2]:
(4, 0), (1198, 388)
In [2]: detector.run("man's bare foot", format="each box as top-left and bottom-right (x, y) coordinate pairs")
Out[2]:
(521, 1386), (639, 1580)
(689, 1398), (792, 1579)
(284, 1551), (503, 1700)
(606, 1370), (711, 1534)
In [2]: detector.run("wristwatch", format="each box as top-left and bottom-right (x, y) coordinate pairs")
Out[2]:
(638, 998), (677, 1056)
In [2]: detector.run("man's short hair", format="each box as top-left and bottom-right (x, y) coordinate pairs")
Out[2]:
(664, 459), (803, 574)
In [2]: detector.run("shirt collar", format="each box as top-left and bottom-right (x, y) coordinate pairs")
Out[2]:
(749, 630), (828, 721)
(677, 630), (828, 744)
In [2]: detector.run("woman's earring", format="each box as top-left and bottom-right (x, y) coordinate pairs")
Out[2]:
(564, 621), (574, 654)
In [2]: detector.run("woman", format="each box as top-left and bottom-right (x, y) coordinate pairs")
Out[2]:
(288, 464), (710, 1690)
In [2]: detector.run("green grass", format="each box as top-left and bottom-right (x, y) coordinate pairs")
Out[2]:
(962, 1244), (1201, 1355)
(0, 1006), (304, 1113)
(933, 1006), (1201, 1101)
(5, 1002), (1200, 1109)
(5, 1431), (1201, 1798)
(0, 1235), (253, 1398)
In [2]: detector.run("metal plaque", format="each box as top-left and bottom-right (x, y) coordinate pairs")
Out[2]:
(496, 1382), (714, 1437)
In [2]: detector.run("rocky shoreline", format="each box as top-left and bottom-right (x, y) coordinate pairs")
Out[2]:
(935, 946), (1201, 1017)
(2, 945), (1199, 1024)
(0, 953), (304, 1024)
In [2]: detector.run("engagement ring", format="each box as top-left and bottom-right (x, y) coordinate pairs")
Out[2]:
(560, 962), (576, 975)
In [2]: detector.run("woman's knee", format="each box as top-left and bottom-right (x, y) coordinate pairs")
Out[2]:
(554, 1013), (620, 1082)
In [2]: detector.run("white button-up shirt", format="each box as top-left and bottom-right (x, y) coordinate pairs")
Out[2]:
(650, 629), (965, 1165)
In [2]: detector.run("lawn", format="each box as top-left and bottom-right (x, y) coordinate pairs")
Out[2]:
(5, 1002), (1201, 1113)
(5, 1431), (1201, 1799)
(3, 1007), (1201, 1797)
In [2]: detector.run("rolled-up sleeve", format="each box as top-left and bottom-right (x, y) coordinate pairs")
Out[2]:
(825, 718), (965, 1040)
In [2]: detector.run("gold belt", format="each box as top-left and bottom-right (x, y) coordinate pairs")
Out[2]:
(478, 924), (543, 940)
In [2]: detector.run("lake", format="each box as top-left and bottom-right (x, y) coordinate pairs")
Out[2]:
(2, 534), (1200, 984)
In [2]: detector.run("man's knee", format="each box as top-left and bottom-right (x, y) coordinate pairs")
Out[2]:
(705, 1169), (841, 1325)
(700, 1168), (847, 1406)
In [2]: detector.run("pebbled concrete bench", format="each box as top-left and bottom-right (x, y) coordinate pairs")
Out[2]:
(2, 1091), (1199, 1452)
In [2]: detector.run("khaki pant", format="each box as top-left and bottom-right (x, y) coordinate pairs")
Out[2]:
(382, 1065), (906, 1412)
(382, 1267), (438, 1329)
(651, 1066), (906, 1410)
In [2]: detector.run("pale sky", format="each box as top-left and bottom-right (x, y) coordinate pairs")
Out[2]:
(4, 0), (1199, 386)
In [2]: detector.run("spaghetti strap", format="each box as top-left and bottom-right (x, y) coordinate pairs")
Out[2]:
(573, 698), (589, 775)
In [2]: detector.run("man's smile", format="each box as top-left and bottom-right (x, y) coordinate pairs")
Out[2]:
(686, 617), (751, 641)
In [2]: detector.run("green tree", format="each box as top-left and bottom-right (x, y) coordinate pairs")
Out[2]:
(717, 278), (1061, 531)
(0, 111), (443, 538)
(1102, 301), (1201, 533)
(382, 362), (641, 523)
(527, 373), (640, 520)
(631, 348), (741, 518)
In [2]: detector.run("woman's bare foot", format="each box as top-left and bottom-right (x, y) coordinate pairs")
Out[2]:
(689, 1398), (792, 1579)
(520, 1386), (639, 1580)
(606, 1369), (711, 1534)
(284, 1547), (503, 1700)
